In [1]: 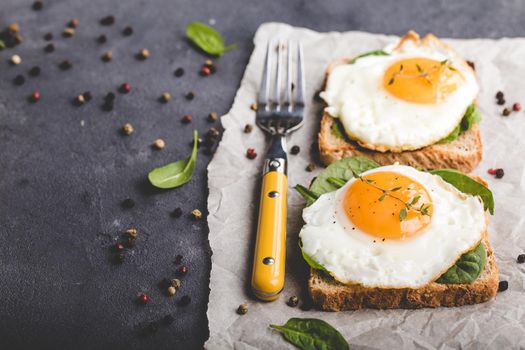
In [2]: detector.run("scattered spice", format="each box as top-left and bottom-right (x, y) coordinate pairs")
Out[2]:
(185, 91), (195, 100)
(44, 43), (55, 53)
(495, 91), (504, 100)
(513, 103), (521, 112)
(122, 26), (133, 36)
(10, 54), (22, 65)
(75, 94), (86, 106)
(206, 127), (220, 139)
(487, 168), (497, 175)
(101, 50), (113, 62)
(287, 296), (299, 307)
(44, 32), (53, 41)
(105, 92), (116, 101)
(182, 114), (193, 123)
(121, 198), (135, 209)
(466, 60), (475, 70)
(191, 209), (202, 219)
(153, 138), (165, 150)
(244, 124), (253, 133)
(13, 74), (25, 86)
(59, 60), (73, 70)
(29, 66), (41, 77)
(122, 123), (134, 135)
(306, 163), (316, 172)
(62, 27), (75, 38)
(97, 34), (107, 44)
(138, 293), (150, 304)
(172, 207), (183, 218)
(167, 286), (176, 296)
(237, 303), (248, 315)
(32, 1), (44, 11)
(100, 15), (116, 26)
(246, 148), (257, 159)
(171, 278), (181, 289)
(290, 145), (300, 155)
(178, 295), (191, 306)
(495, 168), (505, 179)
(83, 91), (92, 101)
(517, 254), (525, 264)
(200, 66), (211, 76)
(114, 243), (124, 252)
(137, 48), (149, 60)
(159, 92), (171, 103)
(68, 18), (79, 29)
(502, 108), (511, 116)
(125, 228), (138, 238)
(174, 67), (184, 77)
(208, 112), (218, 122)
(497, 98), (506, 105)
(120, 82), (131, 93)
(250, 103), (258, 111)
(498, 280), (508, 292)
(30, 91), (41, 103)
(8, 23), (20, 33)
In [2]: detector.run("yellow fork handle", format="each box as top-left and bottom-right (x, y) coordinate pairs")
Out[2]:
(251, 170), (287, 301)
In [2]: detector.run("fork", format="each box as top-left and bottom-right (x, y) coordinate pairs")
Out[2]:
(251, 40), (305, 301)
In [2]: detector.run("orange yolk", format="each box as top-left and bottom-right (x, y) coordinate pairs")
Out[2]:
(383, 57), (464, 104)
(343, 172), (433, 240)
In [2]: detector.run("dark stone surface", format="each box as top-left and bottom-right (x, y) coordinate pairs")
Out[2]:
(0, 0), (524, 349)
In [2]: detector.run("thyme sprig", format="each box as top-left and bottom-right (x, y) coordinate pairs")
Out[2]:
(388, 59), (457, 86)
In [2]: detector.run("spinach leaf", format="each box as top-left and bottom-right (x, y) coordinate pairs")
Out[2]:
(350, 50), (389, 64)
(439, 104), (480, 144)
(186, 22), (236, 56)
(437, 243), (486, 284)
(0, 40), (5, 50)
(271, 318), (349, 350)
(331, 119), (346, 139)
(309, 157), (379, 195)
(438, 124), (461, 144)
(294, 185), (319, 207)
(430, 169), (494, 214)
(299, 239), (327, 272)
(148, 130), (198, 189)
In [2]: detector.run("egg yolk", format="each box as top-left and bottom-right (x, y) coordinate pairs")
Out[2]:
(383, 57), (464, 104)
(343, 172), (433, 240)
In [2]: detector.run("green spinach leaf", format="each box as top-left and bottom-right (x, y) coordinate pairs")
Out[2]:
(294, 185), (319, 207)
(186, 22), (236, 56)
(350, 50), (389, 64)
(271, 318), (349, 350)
(309, 157), (379, 195)
(148, 130), (198, 189)
(438, 124), (461, 144)
(0, 40), (5, 50)
(437, 243), (486, 284)
(439, 104), (481, 144)
(430, 169), (494, 214)
(331, 119), (346, 139)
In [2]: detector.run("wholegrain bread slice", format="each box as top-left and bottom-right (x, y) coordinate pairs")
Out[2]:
(318, 31), (482, 172)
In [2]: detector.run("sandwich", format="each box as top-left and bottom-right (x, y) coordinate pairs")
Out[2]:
(295, 156), (498, 310)
(319, 31), (481, 173)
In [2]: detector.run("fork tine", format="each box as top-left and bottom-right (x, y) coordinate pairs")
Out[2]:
(258, 40), (273, 111)
(274, 40), (283, 111)
(296, 42), (305, 106)
(284, 40), (293, 112)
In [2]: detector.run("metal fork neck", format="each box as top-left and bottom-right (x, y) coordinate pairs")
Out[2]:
(263, 135), (287, 175)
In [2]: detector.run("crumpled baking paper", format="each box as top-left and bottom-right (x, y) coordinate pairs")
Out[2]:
(206, 22), (525, 349)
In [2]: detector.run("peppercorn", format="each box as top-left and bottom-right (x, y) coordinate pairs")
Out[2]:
(13, 74), (25, 86)
(44, 43), (55, 53)
(207, 128), (220, 139)
(517, 254), (525, 264)
(44, 32), (53, 41)
(200, 66), (211, 76)
(103, 100), (114, 111)
(182, 114), (193, 123)
(125, 228), (138, 238)
(185, 91), (195, 100)
(101, 51), (112, 62)
(208, 112), (218, 122)
(62, 27), (75, 38)
(495, 91), (504, 100)
(171, 278), (181, 289)
(138, 293), (150, 304)
(120, 83), (131, 93)
(162, 314), (175, 325)
(502, 108), (511, 116)
(14, 34), (23, 45)
(167, 286), (176, 296)
(244, 124), (253, 133)
(237, 303), (248, 315)
(287, 296), (299, 307)
(114, 243), (124, 252)
(121, 198), (135, 209)
(498, 280), (508, 292)
(178, 295), (191, 306)
(105, 92), (115, 102)
(204, 59), (213, 66)
(122, 123), (134, 135)
(30, 91), (40, 103)
(29, 66), (41, 77)
(137, 48), (149, 60)
(10, 54), (21, 65)
(122, 26), (133, 36)
(306, 163), (316, 172)
(68, 18), (78, 28)
(153, 138), (165, 150)
(97, 34), (107, 44)
(513, 103), (521, 112)
(59, 60), (72, 70)
(172, 207), (183, 218)
(75, 94), (85, 106)
(159, 92), (171, 103)
(497, 98), (506, 106)
(174, 254), (183, 265)
(174, 67), (184, 77)
(32, 1), (43, 11)
(250, 103), (258, 111)
(487, 168), (497, 175)
(495, 168), (504, 179)
(8, 23), (20, 33)
(100, 15), (115, 26)
(246, 148), (257, 159)
(191, 209), (202, 219)
(291, 145), (300, 155)
(83, 91), (92, 102)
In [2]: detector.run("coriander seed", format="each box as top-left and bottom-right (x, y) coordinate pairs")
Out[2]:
(191, 209), (202, 219)
(237, 303), (248, 315)
(159, 92), (171, 103)
(125, 228), (138, 238)
(287, 296), (299, 307)
(153, 138), (165, 150)
(208, 112), (218, 122)
(10, 54), (22, 65)
(101, 50), (113, 62)
(250, 103), (258, 111)
(244, 124), (253, 133)
(137, 48), (149, 60)
(122, 123), (134, 135)
(167, 286), (176, 296)
(170, 278), (181, 289)
(62, 27), (75, 38)
(75, 94), (86, 105)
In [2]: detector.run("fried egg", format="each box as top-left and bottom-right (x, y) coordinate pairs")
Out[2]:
(299, 164), (486, 288)
(320, 32), (479, 152)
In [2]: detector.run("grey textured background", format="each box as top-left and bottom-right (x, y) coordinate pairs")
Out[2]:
(0, 0), (523, 349)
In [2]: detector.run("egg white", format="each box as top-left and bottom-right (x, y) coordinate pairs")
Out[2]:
(299, 164), (486, 288)
(320, 43), (479, 152)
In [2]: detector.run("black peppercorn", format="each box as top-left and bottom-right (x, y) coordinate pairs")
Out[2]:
(496, 91), (504, 100)
(174, 67), (184, 77)
(178, 295), (191, 306)
(44, 43), (55, 53)
(32, 1), (43, 11)
(100, 15), (115, 26)
(121, 198), (135, 209)
(105, 92), (116, 102)
(495, 168), (504, 179)
(290, 145), (300, 155)
(13, 74), (25, 86)
(497, 98), (506, 106)
(498, 280), (508, 292)
(517, 254), (525, 264)
(287, 296), (299, 307)
(306, 163), (316, 172)
(97, 34), (107, 44)
(172, 207), (183, 218)
(29, 66), (41, 77)
(185, 91), (195, 100)
(122, 26), (133, 36)
(59, 60), (72, 70)
(44, 32), (53, 41)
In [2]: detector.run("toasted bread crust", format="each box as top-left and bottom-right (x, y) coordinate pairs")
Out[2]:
(308, 237), (498, 311)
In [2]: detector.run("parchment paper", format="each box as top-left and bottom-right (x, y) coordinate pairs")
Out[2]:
(206, 23), (525, 349)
